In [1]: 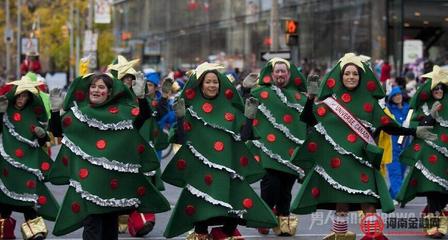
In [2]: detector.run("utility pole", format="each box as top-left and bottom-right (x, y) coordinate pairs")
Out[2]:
(5, 0), (11, 81)
(16, 0), (22, 78)
(69, 1), (74, 81)
(270, 0), (279, 52)
(75, 5), (80, 77)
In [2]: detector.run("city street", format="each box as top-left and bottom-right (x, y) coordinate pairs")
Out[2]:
(10, 145), (433, 239)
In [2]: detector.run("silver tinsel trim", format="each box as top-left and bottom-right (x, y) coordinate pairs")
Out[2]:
(187, 143), (244, 180)
(187, 107), (241, 141)
(62, 136), (141, 173)
(228, 209), (247, 218)
(425, 140), (448, 158)
(252, 140), (305, 178)
(0, 179), (38, 203)
(3, 114), (39, 148)
(314, 123), (373, 168)
(70, 180), (141, 207)
(314, 165), (380, 198)
(0, 143), (44, 181)
(71, 105), (134, 131)
(421, 103), (448, 127)
(258, 104), (304, 145)
(414, 160), (448, 190)
(358, 119), (376, 132)
(271, 85), (304, 113)
(143, 171), (156, 177)
(187, 184), (233, 209)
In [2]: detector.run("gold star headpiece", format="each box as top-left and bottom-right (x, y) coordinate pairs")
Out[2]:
(338, 53), (365, 72)
(107, 55), (140, 80)
(193, 62), (225, 79)
(421, 65), (448, 90)
(268, 57), (290, 69)
(7, 75), (42, 95)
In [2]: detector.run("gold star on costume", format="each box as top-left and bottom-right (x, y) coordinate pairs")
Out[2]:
(193, 62), (225, 79)
(268, 57), (290, 69)
(107, 55), (140, 80)
(338, 53), (365, 72)
(421, 65), (448, 90)
(7, 75), (42, 96)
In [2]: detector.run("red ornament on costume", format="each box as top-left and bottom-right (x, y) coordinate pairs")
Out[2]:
(380, 116), (390, 125)
(183, 121), (192, 132)
(295, 92), (302, 100)
(288, 147), (295, 156)
(63, 116), (72, 127)
(38, 196), (47, 205)
(326, 78), (336, 88)
(224, 112), (235, 122)
(137, 186), (146, 196)
(283, 114), (293, 124)
(136, 144), (145, 154)
(151, 100), (158, 108)
(363, 103), (373, 113)
(3, 168), (8, 177)
(71, 202), (81, 213)
(176, 159), (187, 170)
(34, 106), (43, 115)
(410, 179), (417, 187)
(214, 141), (224, 152)
(267, 134), (276, 142)
(40, 162), (50, 171)
(347, 133), (357, 143)
(366, 81), (376, 91)
(12, 112), (22, 122)
(15, 148), (24, 158)
(204, 174), (213, 185)
(360, 173), (369, 183)
(317, 106), (327, 117)
(441, 133), (448, 143)
(108, 106), (119, 114)
(74, 90), (85, 101)
(240, 156), (249, 167)
(294, 77), (302, 86)
(62, 155), (69, 166)
(202, 102), (213, 113)
(96, 139), (107, 150)
(185, 88), (196, 100)
(419, 91), (429, 101)
(30, 125), (36, 133)
(311, 187), (320, 198)
(110, 179), (119, 189)
(26, 180), (36, 189)
(260, 91), (269, 99)
(225, 89), (234, 99)
(254, 155), (261, 162)
(413, 144), (421, 152)
(79, 168), (89, 179)
(243, 198), (253, 209)
(262, 75), (271, 84)
(252, 119), (259, 126)
(331, 157), (341, 169)
(341, 93), (352, 103)
(131, 107), (140, 116)
(307, 142), (318, 152)
(185, 205), (196, 216)
(428, 155), (438, 164)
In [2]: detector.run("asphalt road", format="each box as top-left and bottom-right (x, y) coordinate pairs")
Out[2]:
(10, 145), (434, 239)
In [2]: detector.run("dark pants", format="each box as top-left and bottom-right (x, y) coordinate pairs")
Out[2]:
(427, 192), (448, 214)
(0, 204), (37, 221)
(260, 169), (297, 216)
(83, 213), (119, 240)
(194, 216), (241, 235)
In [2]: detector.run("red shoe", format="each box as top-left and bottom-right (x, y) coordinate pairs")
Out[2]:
(127, 211), (156, 237)
(257, 227), (269, 235)
(360, 233), (389, 240)
(0, 217), (16, 239)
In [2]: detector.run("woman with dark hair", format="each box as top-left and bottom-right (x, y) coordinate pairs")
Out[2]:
(162, 62), (277, 239)
(0, 76), (59, 240)
(397, 66), (448, 238)
(48, 73), (170, 240)
(291, 53), (436, 240)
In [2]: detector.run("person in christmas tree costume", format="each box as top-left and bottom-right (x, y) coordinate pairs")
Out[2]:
(241, 57), (308, 236)
(290, 53), (436, 240)
(396, 65), (448, 238)
(0, 76), (60, 240)
(162, 62), (278, 240)
(47, 73), (170, 239)
(106, 55), (172, 236)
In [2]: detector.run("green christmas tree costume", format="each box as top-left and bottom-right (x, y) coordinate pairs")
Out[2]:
(397, 66), (448, 204)
(246, 58), (308, 178)
(48, 74), (170, 236)
(162, 63), (277, 238)
(0, 79), (59, 220)
(291, 53), (397, 214)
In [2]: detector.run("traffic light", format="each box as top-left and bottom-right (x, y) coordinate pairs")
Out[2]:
(61, 25), (69, 39)
(284, 19), (298, 46)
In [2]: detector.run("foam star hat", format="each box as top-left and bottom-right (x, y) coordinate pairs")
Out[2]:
(107, 55), (140, 80)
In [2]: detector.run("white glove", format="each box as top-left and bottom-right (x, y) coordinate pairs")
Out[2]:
(50, 88), (64, 111)
(430, 101), (441, 119)
(132, 71), (145, 98)
(173, 98), (186, 118)
(244, 97), (259, 119)
(242, 73), (258, 89)
(0, 95), (8, 113)
(416, 126), (437, 141)
(33, 126), (46, 138)
(307, 75), (320, 97)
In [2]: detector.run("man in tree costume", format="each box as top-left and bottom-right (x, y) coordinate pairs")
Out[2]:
(47, 73), (170, 239)
(242, 57), (308, 236)
(162, 62), (277, 239)
(0, 76), (59, 240)
(290, 53), (436, 240)
(106, 55), (171, 236)
(396, 65), (448, 238)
